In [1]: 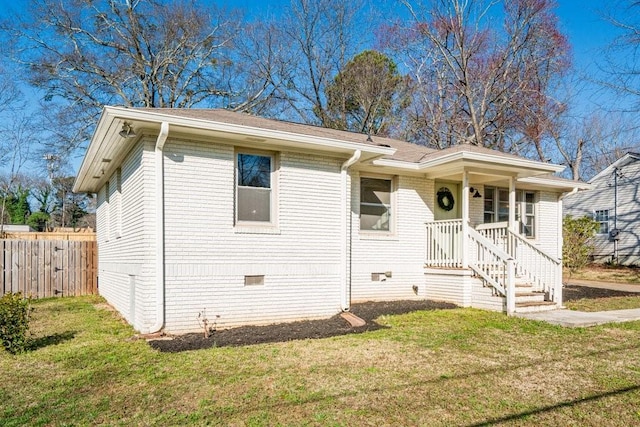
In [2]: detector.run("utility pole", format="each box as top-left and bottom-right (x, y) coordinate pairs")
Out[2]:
(43, 154), (62, 228)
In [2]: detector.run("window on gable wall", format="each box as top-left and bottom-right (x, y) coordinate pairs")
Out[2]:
(236, 152), (275, 223)
(594, 209), (610, 234)
(360, 177), (393, 232)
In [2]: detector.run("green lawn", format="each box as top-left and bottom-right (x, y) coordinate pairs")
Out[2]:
(565, 295), (640, 312)
(2, 296), (640, 426)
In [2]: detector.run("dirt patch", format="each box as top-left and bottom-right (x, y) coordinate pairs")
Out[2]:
(149, 300), (456, 352)
(563, 285), (639, 301)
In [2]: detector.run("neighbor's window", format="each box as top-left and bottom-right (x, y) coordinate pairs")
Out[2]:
(236, 153), (274, 223)
(594, 209), (610, 234)
(360, 177), (392, 232)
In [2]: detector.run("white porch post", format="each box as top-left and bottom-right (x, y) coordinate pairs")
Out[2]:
(508, 176), (517, 232)
(507, 175), (517, 315)
(462, 171), (469, 268)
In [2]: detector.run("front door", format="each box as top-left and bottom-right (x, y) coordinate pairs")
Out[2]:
(434, 182), (461, 220)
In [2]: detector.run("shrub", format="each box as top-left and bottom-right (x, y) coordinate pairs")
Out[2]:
(563, 215), (600, 275)
(0, 293), (32, 354)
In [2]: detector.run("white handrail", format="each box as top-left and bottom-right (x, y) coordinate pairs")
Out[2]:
(507, 230), (562, 303)
(467, 227), (516, 313)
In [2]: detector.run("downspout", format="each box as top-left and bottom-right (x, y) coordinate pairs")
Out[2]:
(150, 122), (169, 333)
(340, 150), (361, 312)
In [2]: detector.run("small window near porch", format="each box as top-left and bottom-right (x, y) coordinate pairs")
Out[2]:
(594, 210), (610, 234)
(484, 187), (495, 223)
(360, 177), (392, 232)
(517, 191), (536, 238)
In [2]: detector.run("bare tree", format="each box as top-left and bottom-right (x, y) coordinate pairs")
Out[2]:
(268, 0), (369, 126)
(599, 0), (640, 112)
(3, 0), (243, 157)
(385, 0), (570, 157)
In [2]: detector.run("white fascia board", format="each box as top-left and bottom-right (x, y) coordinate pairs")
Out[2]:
(104, 106), (396, 157)
(73, 108), (113, 193)
(418, 151), (565, 174)
(588, 153), (640, 184)
(371, 158), (422, 170)
(517, 176), (592, 191)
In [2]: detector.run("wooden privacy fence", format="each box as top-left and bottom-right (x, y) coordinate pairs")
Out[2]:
(0, 240), (98, 298)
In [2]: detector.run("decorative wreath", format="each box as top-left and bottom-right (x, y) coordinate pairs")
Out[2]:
(437, 187), (455, 211)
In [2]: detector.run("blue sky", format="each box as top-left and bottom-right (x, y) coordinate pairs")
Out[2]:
(0, 0), (629, 176)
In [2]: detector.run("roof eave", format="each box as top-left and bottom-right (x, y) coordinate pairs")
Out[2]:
(418, 151), (564, 174)
(517, 176), (592, 191)
(74, 106), (396, 193)
(588, 153), (639, 183)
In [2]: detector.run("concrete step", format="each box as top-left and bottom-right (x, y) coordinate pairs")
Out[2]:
(515, 301), (557, 313)
(515, 292), (546, 303)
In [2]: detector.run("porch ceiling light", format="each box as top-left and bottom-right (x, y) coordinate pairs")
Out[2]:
(119, 122), (137, 138)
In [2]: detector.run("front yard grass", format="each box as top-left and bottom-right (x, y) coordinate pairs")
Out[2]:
(566, 264), (640, 284)
(2, 296), (640, 426)
(565, 295), (640, 312)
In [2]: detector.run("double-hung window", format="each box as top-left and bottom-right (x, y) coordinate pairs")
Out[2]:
(483, 186), (536, 238)
(236, 152), (274, 224)
(360, 177), (393, 232)
(594, 210), (610, 234)
(516, 191), (536, 238)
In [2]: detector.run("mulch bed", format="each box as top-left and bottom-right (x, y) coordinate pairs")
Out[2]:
(563, 284), (638, 302)
(148, 300), (456, 353)
(148, 286), (637, 353)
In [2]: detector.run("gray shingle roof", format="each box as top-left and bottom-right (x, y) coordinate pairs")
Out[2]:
(136, 108), (437, 162)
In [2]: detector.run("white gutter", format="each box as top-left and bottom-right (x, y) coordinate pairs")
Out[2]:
(149, 122), (169, 333)
(340, 150), (361, 311)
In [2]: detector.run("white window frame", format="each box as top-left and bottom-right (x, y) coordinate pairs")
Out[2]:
(359, 174), (396, 235)
(234, 149), (278, 230)
(115, 168), (122, 239)
(484, 186), (537, 239)
(104, 180), (110, 242)
(594, 209), (610, 235)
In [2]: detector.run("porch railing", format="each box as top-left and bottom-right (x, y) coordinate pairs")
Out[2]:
(425, 219), (463, 268)
(506, 230), (562, 304)
(426, 219), (562, 312)
(476, 222), (562, 303)
(468, 227), (516, 314)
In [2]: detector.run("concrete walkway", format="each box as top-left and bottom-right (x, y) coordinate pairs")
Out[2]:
(515, 308), (640, 327)
(515, 280), (640, 327)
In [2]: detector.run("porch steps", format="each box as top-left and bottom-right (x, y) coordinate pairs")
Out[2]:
(515, 300), (557, 313)
(513, 282), (557, 313)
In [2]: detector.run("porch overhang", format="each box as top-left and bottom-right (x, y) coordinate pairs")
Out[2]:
(373, 150), (564, 181)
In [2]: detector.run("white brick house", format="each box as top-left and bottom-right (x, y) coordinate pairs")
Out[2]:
(74, 107), (588, 334)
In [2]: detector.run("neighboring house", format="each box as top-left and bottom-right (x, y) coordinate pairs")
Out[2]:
(74, 107), (587, 334)
(564, 152), (640, 265)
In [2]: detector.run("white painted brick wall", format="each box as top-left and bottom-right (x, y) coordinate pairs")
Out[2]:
(350, 172), (433, 302)
(96, 140), (156, 331)
(537, 191), (562, 258)
(162, 138), (345, 333)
